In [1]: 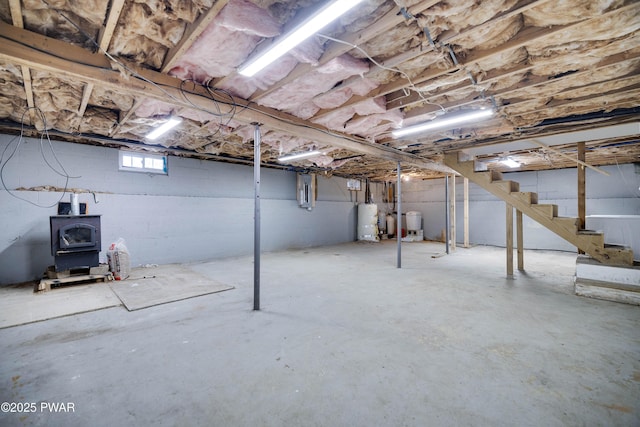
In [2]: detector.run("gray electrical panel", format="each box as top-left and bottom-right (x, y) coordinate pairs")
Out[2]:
(297, 173), (316, 210)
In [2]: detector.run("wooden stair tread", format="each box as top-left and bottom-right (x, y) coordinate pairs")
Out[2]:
(577, 229), (603, 235)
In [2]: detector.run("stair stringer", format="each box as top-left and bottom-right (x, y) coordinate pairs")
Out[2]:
(443, 152), (633, 266)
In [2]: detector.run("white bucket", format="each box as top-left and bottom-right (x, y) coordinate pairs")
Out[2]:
(386, 214), (395, 236)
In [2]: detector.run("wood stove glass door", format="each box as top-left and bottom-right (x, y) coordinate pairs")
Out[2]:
(59, 224), (97, 250)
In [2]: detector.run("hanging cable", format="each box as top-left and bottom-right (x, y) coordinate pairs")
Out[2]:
(39, 0), (239, 125)
(33, 1), (432, 156)
(1, 108), (76, 208)
(316, 33), (446, 113)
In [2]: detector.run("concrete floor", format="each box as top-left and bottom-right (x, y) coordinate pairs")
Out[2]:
(1, 241), (638, 426)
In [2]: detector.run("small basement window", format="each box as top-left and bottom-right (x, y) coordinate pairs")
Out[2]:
(119, 151), (167, 174)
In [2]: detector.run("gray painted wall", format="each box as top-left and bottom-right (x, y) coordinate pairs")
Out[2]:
(0, 135), (357, 285)
(2, 133), (638, 284)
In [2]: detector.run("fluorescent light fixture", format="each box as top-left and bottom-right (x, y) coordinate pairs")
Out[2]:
(238, 0), (364, 77)
(500, 158), (521, 168)
(392, 109), (494, 138)
(278, 150), (321, 162)
(146, 117), (181, 140)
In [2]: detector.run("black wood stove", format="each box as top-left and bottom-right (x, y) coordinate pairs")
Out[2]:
(50, 215), (101, 272)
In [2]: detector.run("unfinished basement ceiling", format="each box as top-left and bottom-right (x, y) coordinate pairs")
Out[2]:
(0, 0), (638, 180)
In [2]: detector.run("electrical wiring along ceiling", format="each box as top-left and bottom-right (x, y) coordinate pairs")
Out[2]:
(0, 0), (638, 180)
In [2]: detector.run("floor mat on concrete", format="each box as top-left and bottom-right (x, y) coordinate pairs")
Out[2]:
(109, 264), (234, 311)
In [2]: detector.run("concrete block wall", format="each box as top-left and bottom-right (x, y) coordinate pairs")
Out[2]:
(0, 135), (357, 285)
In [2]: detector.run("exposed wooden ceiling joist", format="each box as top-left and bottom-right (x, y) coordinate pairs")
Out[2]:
(395, 51), (640, 126)
(97, 0), (126, 52)
(108, 1), (229, 137)
(320, 0), (550, 107)
(247, 0), (441, 102)
(0, 0), (636, 180)
(77, 0), (127, 121)
(0, 22), (453, 174)
(315, 2), (640, 121)
(161, 0), (230, 73)
(8, 0), (36, 127)
(387, 46), (640, 112)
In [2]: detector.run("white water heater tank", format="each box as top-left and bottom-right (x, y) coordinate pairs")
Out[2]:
(386, 214), (395, 236)
(406, 211), (422, 231)
(357, 203), (379, 242)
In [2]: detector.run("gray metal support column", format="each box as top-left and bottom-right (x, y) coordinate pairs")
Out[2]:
(445, 175), (450, 255)
(397, 161), (402, 268)
(253, 124), (261, 311)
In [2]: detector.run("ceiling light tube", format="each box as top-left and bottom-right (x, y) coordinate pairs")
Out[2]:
(278, 150), (321, 162)
(392, 109), (494, 138)
(238, 0), (364, 77)
(500, 158), (521, 168)
(146, 117), (181, 140)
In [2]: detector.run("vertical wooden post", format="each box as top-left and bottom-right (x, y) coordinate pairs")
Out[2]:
(516, 209), (524, 271)
(577, 141), (586, 254)
(506, 203), (514, 277)
(464, 177), (469, 248)
(450, 174), (456, 251)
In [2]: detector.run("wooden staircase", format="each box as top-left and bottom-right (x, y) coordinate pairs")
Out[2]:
(443, 152), (634, 266)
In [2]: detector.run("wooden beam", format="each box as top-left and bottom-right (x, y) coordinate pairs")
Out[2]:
(506, 203), (514, 277)
(110, 98), (143, 137)
(248, 0), (441, 101)
(516, 209), (524, 271)
(397, 70), (640, 135)
(400, 58), (640, 133)
(161, 0), (230, 73)
(577, 141), (586, 255)
(314, 2), (638, 121)
(78, 0), (126, 123)
(389, 47), (640, 113)
(9, 0), (37, 127)
(97, 0), (126, 52)
(0, 25), (452, 173)
(19, 66), (37, 127)
(530, 139), (610, 176)
(439, 0), (548, 44)
(313, 0), (549, 116)
(8, 0), (23, 28)
(78, 82), (94, 116)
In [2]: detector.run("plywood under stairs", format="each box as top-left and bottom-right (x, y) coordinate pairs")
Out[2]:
(443, 152), (634, 266)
